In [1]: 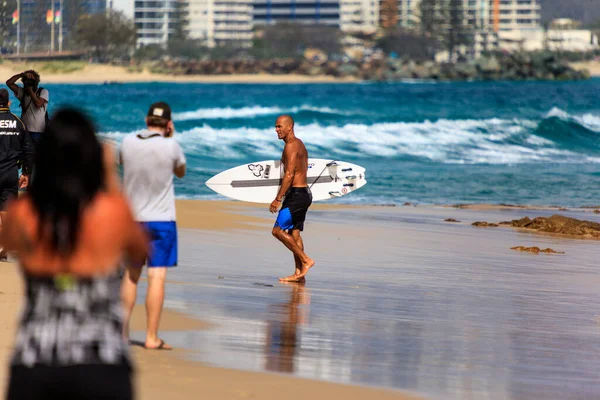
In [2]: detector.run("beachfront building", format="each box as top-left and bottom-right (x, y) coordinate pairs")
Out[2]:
(492, 0), (540, 32)
(388, 0), (540, 31)
(187, 0), (253, 47)
(340, 0), (379, 33)
(252, 0), (341, 27)
(383, 0), (541, 58)
(134, 0), (188, 46)
(212, 0), (253, 47)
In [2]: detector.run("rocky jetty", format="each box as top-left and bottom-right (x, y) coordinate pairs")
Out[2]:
(143, 52), (589, 82)
(510, 246), (564, 254)
(509, 215), (600, 238)
(445, 218), (460, 223)
(472, 221), (499, 227)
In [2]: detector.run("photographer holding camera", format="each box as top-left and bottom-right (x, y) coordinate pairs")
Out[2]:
(6, 70), (49, 147)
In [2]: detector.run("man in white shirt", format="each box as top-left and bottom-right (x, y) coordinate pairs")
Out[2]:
(6, 70), (49, 147)
(120, 102), (186, 350)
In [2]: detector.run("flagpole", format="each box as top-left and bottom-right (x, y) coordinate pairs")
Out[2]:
(16, 0), (20, 55)
(59, 0), (63, 52)
(50, 1), (55, 53)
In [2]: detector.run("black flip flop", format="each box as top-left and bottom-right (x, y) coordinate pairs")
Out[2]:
(144, 339), (172, 350)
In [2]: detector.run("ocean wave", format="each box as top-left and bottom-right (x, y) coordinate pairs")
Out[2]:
(545, 107), (600, 133)
(173, 105), (348, 121)
(101, 114), (600, 164)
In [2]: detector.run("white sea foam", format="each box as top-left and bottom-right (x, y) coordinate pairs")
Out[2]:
(172, 105), (348, 121)
(545, 107), (600, 132)
(101, 116), (591, 164)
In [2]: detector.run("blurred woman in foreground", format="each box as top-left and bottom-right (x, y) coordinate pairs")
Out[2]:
(0, 109), (148, 399)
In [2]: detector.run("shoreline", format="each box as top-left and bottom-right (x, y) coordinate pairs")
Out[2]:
(0, 63), (356, 84)
(0, 61), (596, 84)
(175, 199), (600, 214)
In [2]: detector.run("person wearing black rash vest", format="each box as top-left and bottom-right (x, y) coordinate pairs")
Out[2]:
(0, 88), (33, 261)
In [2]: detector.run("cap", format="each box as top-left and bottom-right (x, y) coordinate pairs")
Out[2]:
(147, 102), (172, 121)
(0, 89), (9, 107)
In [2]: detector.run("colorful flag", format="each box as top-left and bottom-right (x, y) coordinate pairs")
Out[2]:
(54, 10), (61, 24)
(46, 10), (53, 24)
(12, 10), (18, 25)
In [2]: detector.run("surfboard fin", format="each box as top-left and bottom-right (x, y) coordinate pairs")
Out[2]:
(329, 191), (342, 197)
(345, 175), (357, 180)
(326, 161), (339, 167)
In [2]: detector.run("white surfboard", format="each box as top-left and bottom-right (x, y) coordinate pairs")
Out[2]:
(206, 159), (367, 203)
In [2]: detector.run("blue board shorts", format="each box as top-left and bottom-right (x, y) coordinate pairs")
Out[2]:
(140, 221), (178, 267)
(274, 187), (313, 232)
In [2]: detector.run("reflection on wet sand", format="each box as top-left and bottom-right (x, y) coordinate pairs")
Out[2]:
(159, 206), (600, 399)
(265, 283), (310, 373)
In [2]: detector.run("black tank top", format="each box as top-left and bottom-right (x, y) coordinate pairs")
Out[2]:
(11, 271), (130, 367)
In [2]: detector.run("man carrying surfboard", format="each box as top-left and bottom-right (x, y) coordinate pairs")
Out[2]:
(270, 115), (315, 282)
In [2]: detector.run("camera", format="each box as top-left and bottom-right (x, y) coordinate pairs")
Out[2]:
(22, 78), (36, 88)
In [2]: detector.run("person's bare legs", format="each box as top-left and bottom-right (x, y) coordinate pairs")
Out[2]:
(145, 267), (172, 349)
(273, 227), (314, 282)
(291, 230), (305, 282)
(121, 265), (142, 341)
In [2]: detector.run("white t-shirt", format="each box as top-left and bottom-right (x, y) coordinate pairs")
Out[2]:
(120, 131), (186, 222)
(17, 86), (49, 133)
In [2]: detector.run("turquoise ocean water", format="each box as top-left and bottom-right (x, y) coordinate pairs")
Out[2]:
(17, 79), (600, 207)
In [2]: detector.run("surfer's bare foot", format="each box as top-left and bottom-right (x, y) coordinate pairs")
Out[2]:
(279, 274), (306, 283)
(296, 258), (315, 279)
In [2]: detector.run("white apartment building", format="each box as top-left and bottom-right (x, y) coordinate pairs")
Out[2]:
(213, 0), (253, 46)
(187, 0), (253, 47)
(134, 0), (184, 46)
(187, 0), (213, 42)
(340, 0), (379, 33)
(393, 0), (540, 32)
(492, 0), (540, 32)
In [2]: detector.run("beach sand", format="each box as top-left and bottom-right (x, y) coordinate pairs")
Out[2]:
(2, 200), (600, 399)
(0, 200), (422, 400)
(571, 61), (600, 77)
(0, 63), (356, 84)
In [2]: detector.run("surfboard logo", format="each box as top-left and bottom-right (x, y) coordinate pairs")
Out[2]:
(264, 165), (271, 179)
(248, 164), (264, 177)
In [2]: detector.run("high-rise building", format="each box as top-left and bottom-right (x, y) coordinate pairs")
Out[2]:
(252, 0), (341, 27)
(491, 0), (540, 32)
(389, 0), (541, 32)
(134, 0), (187, 46)
(187, 0), (253, 47)
(340, 0), (379, 33)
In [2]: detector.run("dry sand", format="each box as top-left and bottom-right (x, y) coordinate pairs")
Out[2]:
(0, 63), (356, 84)
(0, 199), (421, 400)
(571, 61), (600, 77)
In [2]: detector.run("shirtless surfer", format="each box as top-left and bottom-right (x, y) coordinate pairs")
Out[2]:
(270, 115), (315, 282)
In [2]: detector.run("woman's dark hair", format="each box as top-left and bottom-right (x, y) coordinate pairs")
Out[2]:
(29, 109), (105, 255)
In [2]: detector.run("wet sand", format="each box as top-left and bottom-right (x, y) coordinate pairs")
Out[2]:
(0, 200), (422, 400)
(2, 200), (600, 399)
(165, 201), (600, 399)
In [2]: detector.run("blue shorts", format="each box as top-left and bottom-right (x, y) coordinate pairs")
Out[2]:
(140, 221), (178, 267)
(274, 187), (312, 232)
